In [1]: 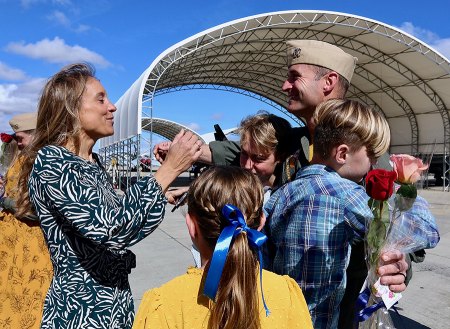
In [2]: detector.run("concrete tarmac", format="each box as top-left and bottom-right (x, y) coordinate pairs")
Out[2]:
(129, 184), (450, 329)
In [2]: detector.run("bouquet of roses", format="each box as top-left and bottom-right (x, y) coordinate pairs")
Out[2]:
(358, 154), (440, 329)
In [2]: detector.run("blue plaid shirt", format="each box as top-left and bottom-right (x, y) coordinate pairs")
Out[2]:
(264, 164), (371, 329)
(263, 164), (440, 329)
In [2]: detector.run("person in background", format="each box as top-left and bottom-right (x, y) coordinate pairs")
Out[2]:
(15, 63), (203, 329)
(0, 112), (53, 329)
(133, 166), (313, 329)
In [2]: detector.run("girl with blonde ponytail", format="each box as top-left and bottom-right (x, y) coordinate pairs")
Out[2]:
(133, 166), (312, 329)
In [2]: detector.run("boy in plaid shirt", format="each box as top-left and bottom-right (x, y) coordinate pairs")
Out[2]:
(264, 99), (391, 329)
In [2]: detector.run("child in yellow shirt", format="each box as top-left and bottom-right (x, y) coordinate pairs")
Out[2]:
(133, 166), (313, 329)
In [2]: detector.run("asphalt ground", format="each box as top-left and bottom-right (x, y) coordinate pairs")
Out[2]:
(129, 180), (450, 329)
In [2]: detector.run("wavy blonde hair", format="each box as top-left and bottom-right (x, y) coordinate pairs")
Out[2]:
(16, 63), (96, 217)
(313, 98), (391, 160)
(187, 166), (264, 329)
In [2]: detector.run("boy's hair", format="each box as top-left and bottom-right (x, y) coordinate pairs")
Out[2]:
(313, 99), (390, 160)
(187, 166), (264, 329)
(239, 111), (292, 161)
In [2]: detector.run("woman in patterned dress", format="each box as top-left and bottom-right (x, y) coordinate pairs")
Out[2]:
(15, 63), (203, 329)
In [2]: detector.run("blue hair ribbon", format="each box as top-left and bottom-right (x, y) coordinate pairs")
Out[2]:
(356, 287), (399, 322)
(203, 204), (270, 316)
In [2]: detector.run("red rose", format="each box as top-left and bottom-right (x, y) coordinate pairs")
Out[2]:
(0, 133), (14, 143)
(365, 169), (397, 201)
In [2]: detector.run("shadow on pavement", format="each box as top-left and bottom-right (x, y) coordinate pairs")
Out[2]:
(390, 310), (431, 329)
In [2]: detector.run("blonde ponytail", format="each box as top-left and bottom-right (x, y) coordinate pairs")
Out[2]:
(187, 166), (264, 329)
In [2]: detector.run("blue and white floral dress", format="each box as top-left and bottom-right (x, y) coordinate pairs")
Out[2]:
(28, 145), (167, 329)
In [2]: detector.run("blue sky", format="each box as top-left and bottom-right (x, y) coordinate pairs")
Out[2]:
(1, 0), (449, 146)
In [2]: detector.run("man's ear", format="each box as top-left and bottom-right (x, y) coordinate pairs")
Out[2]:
(334, 144), (349, 165)
(323, 71), (339, 94)
(185, 213), (198, 240)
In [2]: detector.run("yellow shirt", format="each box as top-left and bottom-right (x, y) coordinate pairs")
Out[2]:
(133, 267), (313, 329)
(0, 157), (53, 329)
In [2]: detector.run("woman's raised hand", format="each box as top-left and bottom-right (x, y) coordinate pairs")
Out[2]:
(153, 130), (203, 191)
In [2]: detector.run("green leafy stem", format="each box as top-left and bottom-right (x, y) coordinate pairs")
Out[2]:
(366, 199), (390, 266)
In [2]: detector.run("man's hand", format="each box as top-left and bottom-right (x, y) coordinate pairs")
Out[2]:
(377, 250), (408, 292)
(154, 140), (214, 165)
(153, 141), (171, 164)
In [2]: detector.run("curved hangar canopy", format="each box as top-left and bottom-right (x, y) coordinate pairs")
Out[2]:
(103, 10), (450, 156)
(141, 117), (206, 143)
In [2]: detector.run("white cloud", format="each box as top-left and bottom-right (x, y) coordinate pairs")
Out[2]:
(0, 78), (46, 133)
(74, 24), (91, 33)
(397, 22), (439, 43)
(0, 113), (15, 133)
(0, 79), (45, 114)
(0, 62), (27, 81)
(431, 38), (450, 60)
(5, 37), (111, 68)
(186, 123), (201, 131)
(397, 22), (450, 59)
(47, 10), (71, 27)
(47, 10), (92, 33)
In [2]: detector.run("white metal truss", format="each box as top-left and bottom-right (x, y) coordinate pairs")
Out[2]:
(100, 10), (450, 191)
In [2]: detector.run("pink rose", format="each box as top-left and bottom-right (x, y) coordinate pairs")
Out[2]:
(390, 154), (429, 184)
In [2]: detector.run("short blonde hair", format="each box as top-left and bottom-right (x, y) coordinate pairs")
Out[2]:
(239, 111), (292, 161)
(313, 99), (390, 160)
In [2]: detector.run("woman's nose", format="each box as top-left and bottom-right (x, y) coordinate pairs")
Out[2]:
(109, 103), (117, 112)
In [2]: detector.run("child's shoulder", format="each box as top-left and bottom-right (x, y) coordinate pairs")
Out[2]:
(152, 267), (203, 296)
(305, 165), (366, 197)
